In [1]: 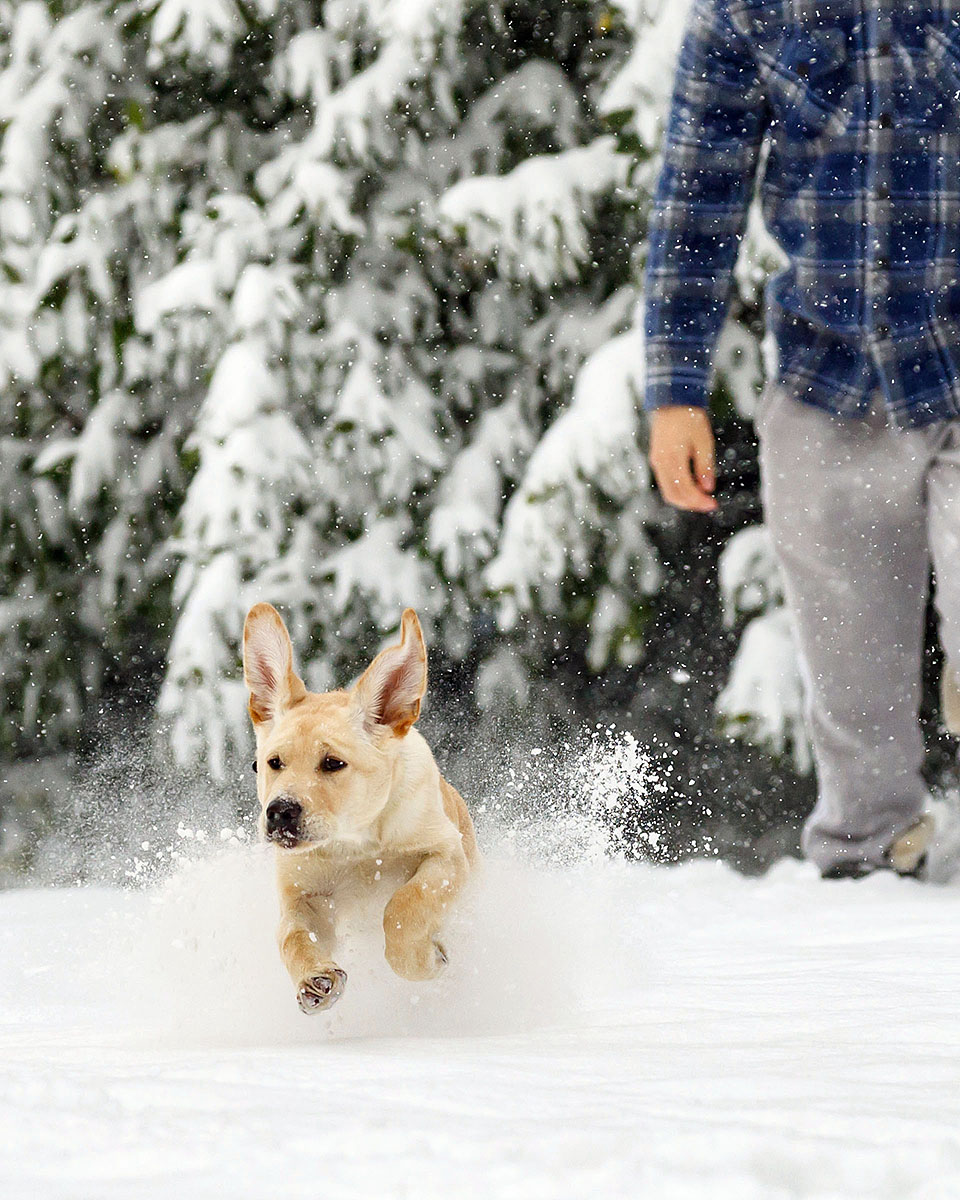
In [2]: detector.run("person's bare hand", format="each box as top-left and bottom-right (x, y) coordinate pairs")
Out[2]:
(648, 406), (718, 513)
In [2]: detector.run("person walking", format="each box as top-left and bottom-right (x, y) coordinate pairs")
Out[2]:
(643, 0), (960, 878)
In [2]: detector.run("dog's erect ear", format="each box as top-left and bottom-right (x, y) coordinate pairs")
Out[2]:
(243, 603), (307, 726)
(353, 609), (427, 737)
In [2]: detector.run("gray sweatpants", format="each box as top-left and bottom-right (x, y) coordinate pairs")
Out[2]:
(756, 384), (960, 873)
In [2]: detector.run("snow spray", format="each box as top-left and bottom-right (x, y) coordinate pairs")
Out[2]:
(54, 724), (670, 1046)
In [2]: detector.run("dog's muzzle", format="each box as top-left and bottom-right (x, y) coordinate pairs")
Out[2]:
(265, 796), (303, 847)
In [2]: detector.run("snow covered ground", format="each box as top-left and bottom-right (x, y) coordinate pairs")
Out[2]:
(5, 834), (960, 1200)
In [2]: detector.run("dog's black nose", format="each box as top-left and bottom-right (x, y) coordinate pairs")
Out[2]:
(265, 797), (302, 843)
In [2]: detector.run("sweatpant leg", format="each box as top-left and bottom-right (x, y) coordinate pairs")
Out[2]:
(757, 387), (933, 873)
(928, 422), (960, 676)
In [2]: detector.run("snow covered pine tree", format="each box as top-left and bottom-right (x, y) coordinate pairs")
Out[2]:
(0, 0), (812, 861)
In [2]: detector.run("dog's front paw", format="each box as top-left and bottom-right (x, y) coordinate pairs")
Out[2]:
(297, 967), (347, 1014)
(385, 934), (448, 982)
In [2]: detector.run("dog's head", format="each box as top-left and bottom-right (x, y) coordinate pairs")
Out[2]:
(242, 603), (428, 851)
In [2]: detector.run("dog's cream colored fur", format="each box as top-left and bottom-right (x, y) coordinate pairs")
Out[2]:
(243, 603), (479, 1013)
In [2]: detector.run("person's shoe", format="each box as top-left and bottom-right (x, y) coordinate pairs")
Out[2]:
(886, 814), (935, 878)
(821, 861), (876, 881)
(941, 665), (960, 736)
(820, 815), (935, 881)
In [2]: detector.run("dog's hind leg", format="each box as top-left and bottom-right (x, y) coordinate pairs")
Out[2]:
(277, 881), (346, 1014)
(382, 847), (468, 982)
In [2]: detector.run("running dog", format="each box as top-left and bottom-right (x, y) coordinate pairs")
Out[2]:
(243, 604), (479, 1013)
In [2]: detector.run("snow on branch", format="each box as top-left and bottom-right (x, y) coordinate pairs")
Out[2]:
(438, 138), (629, 287)
(158, 550), (248, 775)
(465, 61), (581, 149)
(34, 391), (132, 518)
(301, 0), (466, 160)
(135, 260), (221, 333)
(145, 0), (244, 68)
(0, 4), (120, 198)
(322, 518), (435, 631)
(311, 41), (430, 160)
(35, 199), (121, 307)
(718, 526), (785, 628)
(158, 278), (315, 775)
(0, 276), (38, 391)
(428, 397), (532, 580)
(485, 316), (661, 667)
(135, 197), (274, 342)
(275, 29), (334, 107)
(180, 196), (272, 292)
(256, 152), (363, 236)
(716, 608), (812, 775)
(0, 4), (53, 122)
(608, 0), (670, 31)
(373, 0), (466, 39)
(600, 0), (693, 147)
(230, 264), (300, 339)
(734, 201), (790, 308)
(716, 528), (810, 774)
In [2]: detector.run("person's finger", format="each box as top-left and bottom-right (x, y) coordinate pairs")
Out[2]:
(675, 467), (718, 512)
(650, 454), (682, 504)
(654, 451), (717, 512)
(691, 430), (716, 494)
(653, 454), (692, 506)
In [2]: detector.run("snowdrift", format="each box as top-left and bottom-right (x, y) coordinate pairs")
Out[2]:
(5, 837), (960, 1199)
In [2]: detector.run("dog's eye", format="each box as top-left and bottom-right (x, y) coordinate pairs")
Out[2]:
(252, 760), (258, 773)
(267, 756), (284, 771)
(321, 756), (348, 773)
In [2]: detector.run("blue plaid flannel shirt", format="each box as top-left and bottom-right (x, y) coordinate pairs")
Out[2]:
(644, 0), (960, 428)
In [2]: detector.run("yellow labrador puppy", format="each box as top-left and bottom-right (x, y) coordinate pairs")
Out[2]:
(243, 604), (479, 1013)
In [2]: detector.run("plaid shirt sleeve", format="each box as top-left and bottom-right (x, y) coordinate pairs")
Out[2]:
(643, 0), (769, 413)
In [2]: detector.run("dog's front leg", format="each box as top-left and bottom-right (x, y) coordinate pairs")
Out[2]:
(277, 882), (346, 1014)
(383, 849), (466, 981)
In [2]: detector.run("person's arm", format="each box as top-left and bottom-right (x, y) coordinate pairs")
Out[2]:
(644, 0), (768, 512)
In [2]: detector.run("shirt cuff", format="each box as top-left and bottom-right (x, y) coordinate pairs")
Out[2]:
(642, 371), (712, 413)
